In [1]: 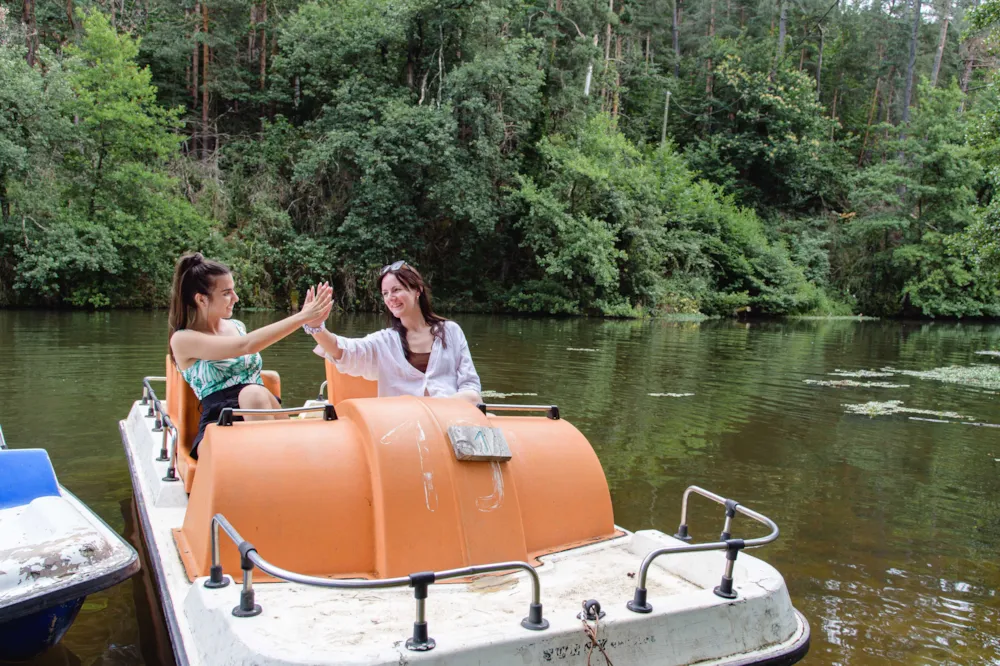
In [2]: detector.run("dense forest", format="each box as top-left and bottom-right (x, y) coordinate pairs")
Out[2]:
(1, 0), (999, 316)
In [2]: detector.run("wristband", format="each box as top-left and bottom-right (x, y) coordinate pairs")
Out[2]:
(303, 322), (326, 335)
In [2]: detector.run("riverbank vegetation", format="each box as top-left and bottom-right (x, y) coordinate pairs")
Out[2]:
(1, 0), (999, 316)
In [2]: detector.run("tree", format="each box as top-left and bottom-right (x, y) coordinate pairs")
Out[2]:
(10, 11), (211, 307)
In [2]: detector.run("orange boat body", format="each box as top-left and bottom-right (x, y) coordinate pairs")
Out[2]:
(167, 359), (617, 582)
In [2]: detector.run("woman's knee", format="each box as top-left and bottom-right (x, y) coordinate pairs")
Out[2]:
(238, 384), (277, 410)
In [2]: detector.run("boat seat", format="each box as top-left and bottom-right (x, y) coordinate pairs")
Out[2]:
(164, 355), (281, 493)
(0, 449), (60, 509)
(324, 359), (377, 405)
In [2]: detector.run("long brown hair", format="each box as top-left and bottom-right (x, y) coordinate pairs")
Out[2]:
(168, 252), (231, 363)
(379, 264), (447, 360)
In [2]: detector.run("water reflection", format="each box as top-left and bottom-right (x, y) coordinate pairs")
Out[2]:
(1, 311), (999, 664)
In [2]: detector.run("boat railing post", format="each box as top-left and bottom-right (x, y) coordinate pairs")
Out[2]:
(405, 572), (436, 652)
(205, 516), (230, 589)
(151, 400), (164, 432)
(317, 380), (327, 401)
(628, 486), (779, 613)
(233, 541), (262, 618)
(157, 424), (169, 462)
(719, 499), (737, 541)
(161, 423), (179, 483)
(674, 486), (694, 541)
(713, 539), (745, 599)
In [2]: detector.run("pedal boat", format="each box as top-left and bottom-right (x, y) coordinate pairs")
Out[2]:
(0, 426), (140, 661)
(119, 359), (809, 666)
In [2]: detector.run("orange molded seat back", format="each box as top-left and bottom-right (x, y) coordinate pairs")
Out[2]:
(175, 397), (617, 582)
(325, 359), (377, 405)
(164, 355), (281, 493)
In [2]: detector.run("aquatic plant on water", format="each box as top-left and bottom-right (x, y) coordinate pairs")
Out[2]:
(842, 400), (971, 420)
(480, 391), (539, 399)
(830, 369), (896, 378)
(805, 380), (909, 388)
(882, 365), (1000, 390)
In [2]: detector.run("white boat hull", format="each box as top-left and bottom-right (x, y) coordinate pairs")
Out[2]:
(120, 401), (809, 666)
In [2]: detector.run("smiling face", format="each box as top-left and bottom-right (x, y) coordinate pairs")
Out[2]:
(194, 272), (239, 320)
(380, 273), (420, 319)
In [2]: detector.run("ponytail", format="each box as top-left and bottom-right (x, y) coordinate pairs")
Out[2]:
(168, 253), (231, 364)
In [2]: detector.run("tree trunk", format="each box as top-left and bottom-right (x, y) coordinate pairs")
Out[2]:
(66, 0), (76, 32)
(859, 77), (882, 163)
(249, 5), (256, 68)
(672, 0), (680, 77)
(612, 34), (621, 117)
(930, 3), (949, 88)
(645, 31), (650, 72)
(192, 3), (200, 107)
(884, 65), (896, 125)
(259, 0), (267, 92)
(604, 0), (613, 65)
(0, 175), (9, 227)
(901, 0), (920, 124)
(584, 33), (598, 96)
(23, 0), (37, 67)
(706, 0), (715, 125)
(816, 24), (825, 101)
(202, 2), (210, 160)
(772, 0), (787, 78)
(601, 0), (614, 104)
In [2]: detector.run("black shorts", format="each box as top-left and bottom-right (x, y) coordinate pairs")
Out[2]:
(190, 383), (280, 460)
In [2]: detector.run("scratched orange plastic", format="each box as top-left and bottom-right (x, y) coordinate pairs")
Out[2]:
(324, 358), (378, 404)
(172, 368), (616, 582)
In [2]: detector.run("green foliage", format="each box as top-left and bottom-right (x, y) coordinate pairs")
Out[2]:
(2, 0), (998, 319)
(1, 10), (212, 308)
(684, 52), (848, 214)
(509, 116), (822, 315)
(833, 83), (999, 317)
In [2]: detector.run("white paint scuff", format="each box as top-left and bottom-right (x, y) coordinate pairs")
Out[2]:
(476, 462), (505, 512)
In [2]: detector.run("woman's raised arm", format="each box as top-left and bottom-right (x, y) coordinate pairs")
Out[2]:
(172, 285), (332, 366)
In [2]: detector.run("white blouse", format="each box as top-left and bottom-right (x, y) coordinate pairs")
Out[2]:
(315, 320), (481, 398)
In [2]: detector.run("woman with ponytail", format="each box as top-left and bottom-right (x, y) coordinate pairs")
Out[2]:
(168, 252), (333, 459)
(307, 261), (481, 403)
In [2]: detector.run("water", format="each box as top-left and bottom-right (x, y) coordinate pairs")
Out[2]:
(2, 310), (999, 665)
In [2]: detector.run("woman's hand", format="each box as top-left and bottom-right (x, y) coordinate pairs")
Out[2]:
(301, 282), (334, 327)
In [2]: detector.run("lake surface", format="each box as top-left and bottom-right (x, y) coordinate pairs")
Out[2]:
(1, 310), (999, 666)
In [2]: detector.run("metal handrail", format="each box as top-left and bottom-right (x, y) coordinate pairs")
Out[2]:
(0, 424), (6, 450)
(316, 380), (328, 401)
(476, 403), (560, 420)
(216, 404), (337, 426)
(626, 486), (779, 613)
(206, 513), (549, 650)
(141, 377), (181, 483)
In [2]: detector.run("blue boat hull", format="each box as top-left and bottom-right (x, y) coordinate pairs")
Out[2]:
(0, 598), (85, 661)
(0, 446), (140, 662)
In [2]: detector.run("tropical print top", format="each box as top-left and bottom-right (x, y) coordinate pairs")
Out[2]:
(180, 319), (263, 400)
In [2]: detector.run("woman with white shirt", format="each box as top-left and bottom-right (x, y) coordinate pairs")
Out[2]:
(304, 261), (482, 403)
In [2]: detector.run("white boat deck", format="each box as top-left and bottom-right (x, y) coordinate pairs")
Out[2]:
(121, 400), (808, 666)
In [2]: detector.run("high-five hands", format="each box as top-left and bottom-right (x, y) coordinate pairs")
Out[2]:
(301, 282), (334, 328)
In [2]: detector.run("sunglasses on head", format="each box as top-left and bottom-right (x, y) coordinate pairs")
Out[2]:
(380, 260), (410, 275)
